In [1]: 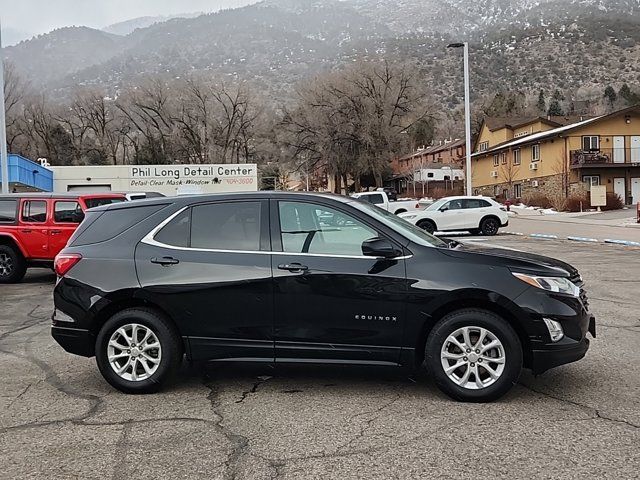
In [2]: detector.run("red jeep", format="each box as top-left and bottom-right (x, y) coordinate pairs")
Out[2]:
(0, 193), (126, 283)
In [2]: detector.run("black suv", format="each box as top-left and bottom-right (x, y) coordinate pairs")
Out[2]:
(52, 192), (595, 402)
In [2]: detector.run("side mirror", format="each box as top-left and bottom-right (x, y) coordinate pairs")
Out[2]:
(362, 237), (401, 259)
(439, 206), (449, 212)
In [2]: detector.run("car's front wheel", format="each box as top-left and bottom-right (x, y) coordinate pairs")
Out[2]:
(95, 308), (183, 394)
(417, 219), (436, 234)
(425, 309), (523, 402)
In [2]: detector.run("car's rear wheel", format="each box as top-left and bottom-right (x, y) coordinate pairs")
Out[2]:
(0, 245), (26, 284)
(480, 217), (500, 236)
(96, 308), (182, 394)
(425, 309), (522, 402)
(417, 219), (436, 234)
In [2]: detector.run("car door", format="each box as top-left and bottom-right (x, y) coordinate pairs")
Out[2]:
(135, 199), (274, 362)
(18, 199), (50, 259)
(436, 199), (465, 230)
(50, 200), (84, 256)
(271, 199), (407, 364)
(462, 198), (486, 229)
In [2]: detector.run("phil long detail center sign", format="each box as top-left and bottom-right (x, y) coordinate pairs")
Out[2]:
(129, 164), (258, 193)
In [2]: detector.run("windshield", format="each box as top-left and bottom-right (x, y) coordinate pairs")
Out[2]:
(426, 198), (449, 211)
(351, 200), (448, 248)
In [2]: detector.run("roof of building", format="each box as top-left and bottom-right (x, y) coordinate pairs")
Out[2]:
(399, 138), (465, 161)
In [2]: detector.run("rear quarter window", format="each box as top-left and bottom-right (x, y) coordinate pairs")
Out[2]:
(69, 204), (166, 246)
(0, 200), (17, 223)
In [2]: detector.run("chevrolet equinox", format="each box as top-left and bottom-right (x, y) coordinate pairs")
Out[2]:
(51, 192), (596, 402)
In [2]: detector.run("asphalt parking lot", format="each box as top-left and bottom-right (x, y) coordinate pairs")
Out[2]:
(1, 237), (639, 479)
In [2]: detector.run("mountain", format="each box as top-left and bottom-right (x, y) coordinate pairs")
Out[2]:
(103, 13), (203, 36)
(4, 0), (640, 108)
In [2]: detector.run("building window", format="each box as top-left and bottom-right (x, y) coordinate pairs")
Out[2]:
(531, 144), (540, 162)
(513, 149), (521, 166)
(514, 184), (523, 199)
(478, 141), (489, 152)
(494, 185), (500, 197)
(582, 136), (600, 151)
(582, 175), (600, 190)
(493, 154), (499, 167)
(500, 152), (507, 165)
(427, 172), (434, 178)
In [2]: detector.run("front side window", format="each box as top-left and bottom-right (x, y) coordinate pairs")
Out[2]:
(54, 201), (84, 223)
(190, 202), (261, 251)
(279, 202), (377, 256)
(0, 200), (17, 223)
(21, 201), (47, 223)
(445, 199), (464, 210)
(366, 194), (385, 205)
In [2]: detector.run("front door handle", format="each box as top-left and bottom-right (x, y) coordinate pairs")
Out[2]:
(278, 263), (308, 273)
(51, 229), (62, 235)
(151, 256), (180, 266)
(23, 229), (33, 233)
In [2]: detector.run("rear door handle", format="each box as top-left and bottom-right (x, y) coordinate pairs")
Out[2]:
(151, 256), (180, 266)
(278, 263), (308, 273)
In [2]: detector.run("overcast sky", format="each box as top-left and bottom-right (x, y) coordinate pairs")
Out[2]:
(1, 0), (257, 43)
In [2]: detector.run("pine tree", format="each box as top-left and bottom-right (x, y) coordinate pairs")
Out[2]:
(547, 100), (564, 116)
(536, 90), (546, 113)
(603, 86), (617, 110)
(619, 83), (638, 105)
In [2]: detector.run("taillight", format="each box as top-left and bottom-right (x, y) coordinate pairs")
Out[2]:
(54, 253), (82, 277)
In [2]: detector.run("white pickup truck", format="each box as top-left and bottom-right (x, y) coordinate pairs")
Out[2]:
(351, 191), (424, 215)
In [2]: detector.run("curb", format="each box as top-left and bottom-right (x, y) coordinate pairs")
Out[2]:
(497, 232), (640, 248)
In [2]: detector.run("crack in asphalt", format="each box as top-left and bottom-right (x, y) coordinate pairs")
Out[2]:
(235, 376), (271, 404)
(519, 382), (639, 430)
(111, 422), (132, 480)
(337, 395), (402, 453)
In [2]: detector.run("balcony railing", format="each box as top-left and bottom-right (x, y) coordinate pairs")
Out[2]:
(570, 149), (640, 168)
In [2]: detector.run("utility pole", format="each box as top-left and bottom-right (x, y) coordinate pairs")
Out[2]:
(0, 19), (9, 194)
(448, 42), (473, 196)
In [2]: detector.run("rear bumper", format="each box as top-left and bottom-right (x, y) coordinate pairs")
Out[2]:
(51, 325), (95, 357)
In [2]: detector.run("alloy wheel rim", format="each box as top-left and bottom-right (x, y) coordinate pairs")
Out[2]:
(485, 221), (498, 234)
(0, 253), (13, 277)
(440, 326), (506, 390)
(107, 323), (162, 382)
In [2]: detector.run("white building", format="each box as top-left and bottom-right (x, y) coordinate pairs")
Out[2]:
(413, 166), (465, 182)
(47, 164), (258, 196)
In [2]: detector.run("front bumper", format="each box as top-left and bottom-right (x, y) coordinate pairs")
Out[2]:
(530, 314), (595, 374)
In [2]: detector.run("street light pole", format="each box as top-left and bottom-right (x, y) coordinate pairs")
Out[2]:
(448, 42), (473, 196)
(0, 19), (9, 194)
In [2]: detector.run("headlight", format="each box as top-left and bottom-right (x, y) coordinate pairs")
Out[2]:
(401, 215), (417, 220)
(512, 272), (580, 297)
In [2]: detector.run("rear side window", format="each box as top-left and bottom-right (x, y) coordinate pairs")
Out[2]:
(84, 198), (126, 209)
(191, 202), (261, 251)
(54, 201), (84, 223)
(0, 200), (16, 223)
(22, 201), (47, 223)
(155, 209), (191, 248)
(69, 204), (165, 246)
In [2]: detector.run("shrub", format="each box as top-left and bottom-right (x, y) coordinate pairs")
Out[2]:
(602, 192), (624, 211)
(522, 193), (552, 209)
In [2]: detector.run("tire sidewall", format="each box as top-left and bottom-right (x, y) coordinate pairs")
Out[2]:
(481, 218), (500, 236)
(95, 309), (180, 394)
(0, 245), (26, 284)
(426, 310), (522, 402)
(417, 220), (436, 234)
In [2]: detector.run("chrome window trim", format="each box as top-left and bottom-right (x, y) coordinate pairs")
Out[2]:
(140, 206), (412, 261)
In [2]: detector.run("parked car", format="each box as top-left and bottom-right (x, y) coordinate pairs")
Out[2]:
(51, 192), (595, 402)
(399, 196), (509, 236)
(351, 191), (423, 215)
(0, 193), (126, 283)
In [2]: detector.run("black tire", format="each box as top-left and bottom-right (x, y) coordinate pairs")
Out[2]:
(469, 229), (481, 236)
(0, 244), (27, 284)
(95, 308), (183, 394)
(425, 309), (523, 402)
(480, 217), (500, 236)
(417, 219), (436, 234)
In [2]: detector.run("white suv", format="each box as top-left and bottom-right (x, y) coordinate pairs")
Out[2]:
(398, 196), (509, 236)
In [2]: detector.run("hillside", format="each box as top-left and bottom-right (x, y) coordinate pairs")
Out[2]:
(4, 0), (640, 108)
